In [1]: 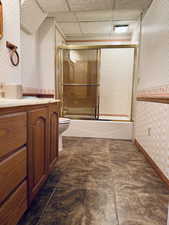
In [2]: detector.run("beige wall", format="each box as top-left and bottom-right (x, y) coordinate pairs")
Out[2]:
(0, 0), (21, 85)
(0, 1), (64, 94)
(21, 28), (40, 91)
(38, 18), (56, 93)
(135, 0), (169, 179)
(138, 0), (169, 91)
(21, 18), (65, 94)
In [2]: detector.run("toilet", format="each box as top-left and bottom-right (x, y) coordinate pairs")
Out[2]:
(59, 117), (71, 151)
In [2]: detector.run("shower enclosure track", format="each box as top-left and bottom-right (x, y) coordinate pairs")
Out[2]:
(63, 84), (99, 86)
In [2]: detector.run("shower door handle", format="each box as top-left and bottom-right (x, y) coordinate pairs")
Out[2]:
(95, 95), (100, 120)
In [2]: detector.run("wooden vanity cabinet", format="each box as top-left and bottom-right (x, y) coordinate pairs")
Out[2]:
(0, 113), (27, 225)
(48, 103), (59, 172)
(28, 103), (59, 205)
(28, 107), (49, 204)
(0, 101), (60, 224)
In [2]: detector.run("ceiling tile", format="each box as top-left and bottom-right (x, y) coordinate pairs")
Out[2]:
(80, 21), (112, 34)
(112, 9), (140, 20)
(115, 0), (152, 11)
(58, 22), (81, 34)
(48, 12), (77, 22)
(68, 0), (114, 11)
(65, 32), (132, 41)
(109, 32), (132, 41)
(36, 0), (69, 12)
(128, 21), (138, 31)
(65, 34), (84, 39)
(76, 10), (113, 21)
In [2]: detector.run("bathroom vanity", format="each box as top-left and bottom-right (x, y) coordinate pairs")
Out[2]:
(0, 99), (60, 225)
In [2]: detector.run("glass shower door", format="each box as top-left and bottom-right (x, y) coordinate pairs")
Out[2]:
(63, 49), (99, 119)
(99, 48), (134, 121)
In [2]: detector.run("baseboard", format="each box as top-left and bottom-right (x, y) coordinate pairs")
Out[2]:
(134, 139), (169, 188)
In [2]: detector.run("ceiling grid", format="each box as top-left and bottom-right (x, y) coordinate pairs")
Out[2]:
(36, 0), (153, 40)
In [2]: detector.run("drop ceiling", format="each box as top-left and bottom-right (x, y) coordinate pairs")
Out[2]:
(36, 0), (153, 40)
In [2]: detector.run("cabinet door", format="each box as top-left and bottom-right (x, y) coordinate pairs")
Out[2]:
(48, 104), (59, 172)
(28, 108), (49, 204)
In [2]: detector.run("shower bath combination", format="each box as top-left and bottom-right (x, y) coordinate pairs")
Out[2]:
(57, 45), (136, 122)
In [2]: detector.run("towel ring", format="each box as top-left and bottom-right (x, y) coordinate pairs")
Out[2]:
(10, 48), (19, 66)
(6, 41), (20, 66)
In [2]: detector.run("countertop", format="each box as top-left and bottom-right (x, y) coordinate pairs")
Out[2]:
(0, 98), (60, 108)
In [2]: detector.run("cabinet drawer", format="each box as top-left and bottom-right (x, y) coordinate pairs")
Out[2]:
(0, 113), (27, 158)
(0, 147), (27, 204)
(0, 181), (27, 225)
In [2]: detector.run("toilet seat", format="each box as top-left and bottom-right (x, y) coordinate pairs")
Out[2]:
(59, 117), (71, 124)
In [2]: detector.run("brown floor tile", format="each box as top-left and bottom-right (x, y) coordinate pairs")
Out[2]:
(18, 137), (169, 225)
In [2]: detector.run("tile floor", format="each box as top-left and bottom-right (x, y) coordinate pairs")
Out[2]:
(18, 137), (169, 225)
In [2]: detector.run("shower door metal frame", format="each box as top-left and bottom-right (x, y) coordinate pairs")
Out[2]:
(55, 44), (138, 122)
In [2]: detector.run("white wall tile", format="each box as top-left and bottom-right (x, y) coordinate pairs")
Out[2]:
(135, 101), (169, 179)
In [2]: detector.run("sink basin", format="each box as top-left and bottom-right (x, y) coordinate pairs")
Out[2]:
(0, 98), (60, 108)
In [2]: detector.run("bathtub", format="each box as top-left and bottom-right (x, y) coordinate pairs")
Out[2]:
(63, 119), (133, 140)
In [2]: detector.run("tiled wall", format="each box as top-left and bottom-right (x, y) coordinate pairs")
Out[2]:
(137, 84), (169, 98)
(135, 0), (169, 179)
(135, 101), (169, 179)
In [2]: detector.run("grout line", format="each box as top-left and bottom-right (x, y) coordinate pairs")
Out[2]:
(55, 23), (66, 42)
(112, 184), (120, 225)
(35, 142), (76, 225)
(34, 0), (46, 14)
(113, 0), (117, 10)
(108, 142), (120, 225)
(35, 184), (59, 225)
(55, 19), (138, 23)
(65, 0), (72, 12)
(64, 0), (84, 38)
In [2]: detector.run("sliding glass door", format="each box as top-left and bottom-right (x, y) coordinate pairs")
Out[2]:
(62, 49), (100, 119)
(57, 46), (135, 121)
(99, 48), (134, 121)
